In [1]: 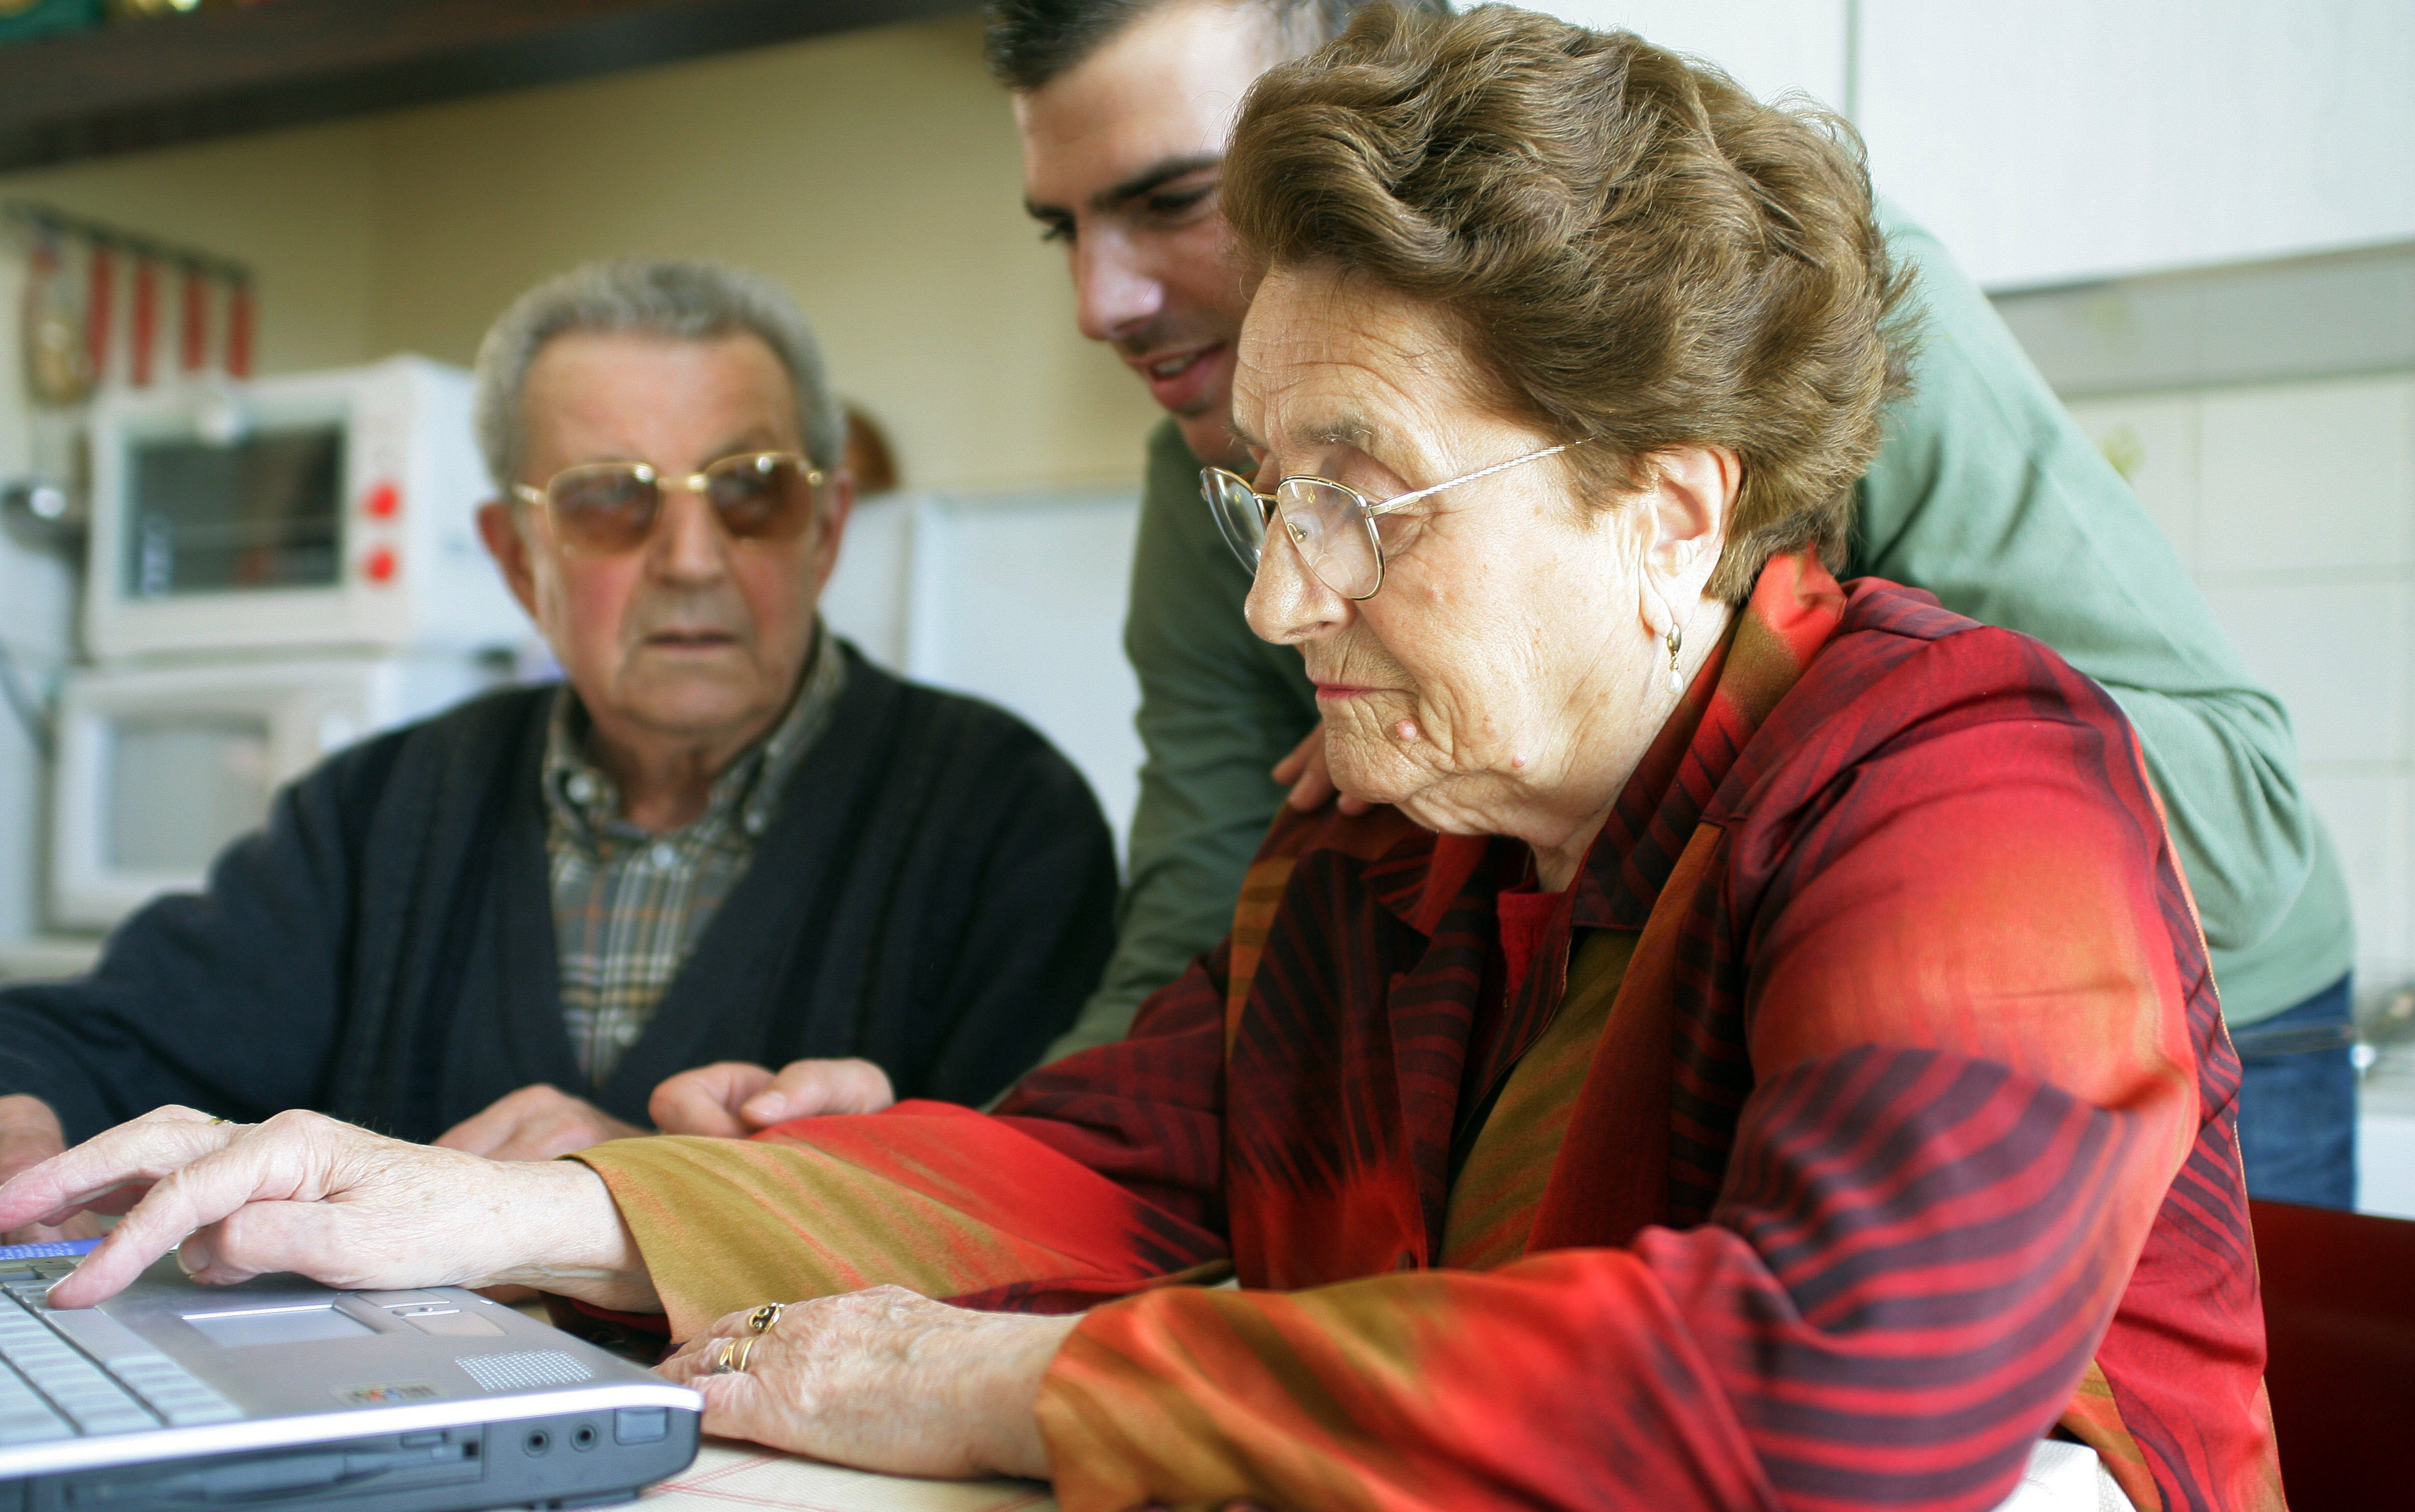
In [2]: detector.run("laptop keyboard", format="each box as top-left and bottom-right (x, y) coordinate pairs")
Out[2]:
(0, 1257), (242, 1444)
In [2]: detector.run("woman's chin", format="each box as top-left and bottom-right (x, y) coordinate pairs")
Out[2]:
(1325, 737), (1424, 812)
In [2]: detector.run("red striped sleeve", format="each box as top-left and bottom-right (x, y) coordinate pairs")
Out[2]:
(1040, 628), (2222, 1512)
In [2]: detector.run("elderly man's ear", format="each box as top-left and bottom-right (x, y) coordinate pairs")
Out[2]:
(808, 471), (857, 599)
(1639, 445), (1740, 600)
(476, 500), (541, 620)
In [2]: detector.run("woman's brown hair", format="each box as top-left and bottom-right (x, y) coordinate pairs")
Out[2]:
(1222, 3), (1915, 602)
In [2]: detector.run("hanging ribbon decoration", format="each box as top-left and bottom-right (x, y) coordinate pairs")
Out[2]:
(84, 237), (115, 388)
(8, 202), (253, 400)
(21, 224), (91, 405)
(226, 276), (252, 380)
(129, 253), (158, 388)
(180, 263), (208, 376)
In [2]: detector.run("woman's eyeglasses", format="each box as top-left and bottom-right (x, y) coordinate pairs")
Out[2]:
(511, 451), (827, 555)
(1202, 441), (1578, 600)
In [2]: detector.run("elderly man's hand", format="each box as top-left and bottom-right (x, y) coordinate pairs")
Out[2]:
(1272, 725), (1375, 816)
(0, 1106), (654, 1313)
(0, 1095), (102, 1246)
(434, 1084), (646, 1161)
(649, 1058), (895, 1139)
(660, 1286), (1073, 1480)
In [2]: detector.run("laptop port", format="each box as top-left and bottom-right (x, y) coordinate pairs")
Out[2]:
(43, 1428), (484, 1509)
(523, 1428), (552, 1456)
(570, 1423), (598, 1452)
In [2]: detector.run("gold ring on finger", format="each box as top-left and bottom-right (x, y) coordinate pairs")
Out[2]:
(748, 1303), (784, 1335)
(711, 1335), (757, 1375)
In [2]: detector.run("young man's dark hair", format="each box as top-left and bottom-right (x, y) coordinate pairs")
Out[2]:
(984, 0), (1450, 92)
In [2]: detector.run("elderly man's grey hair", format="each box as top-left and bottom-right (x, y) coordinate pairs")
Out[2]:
(472, 259), (846, 493)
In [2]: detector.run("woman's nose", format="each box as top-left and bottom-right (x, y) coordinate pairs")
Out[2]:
(1244, 512), (1351, 646)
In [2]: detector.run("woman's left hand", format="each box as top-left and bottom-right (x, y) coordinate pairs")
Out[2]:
(0, 1106), (654, 1313)
(658, 1286), (1078, 1481)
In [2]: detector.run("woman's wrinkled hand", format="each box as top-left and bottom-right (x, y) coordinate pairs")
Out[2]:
(658, 1286), (1077, 1481)
(0, 1105), (654, 1313)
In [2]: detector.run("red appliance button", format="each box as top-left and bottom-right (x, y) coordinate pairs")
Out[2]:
(363, 546), (399, 584)
(364, 482), (401, 519)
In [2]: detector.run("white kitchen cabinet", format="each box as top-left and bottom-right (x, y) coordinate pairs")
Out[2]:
(1535, 1), (1850, 112)
(1855, 0), (2415, 290)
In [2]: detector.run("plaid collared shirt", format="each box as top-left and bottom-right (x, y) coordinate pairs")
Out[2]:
(543, 627), (847, 1087)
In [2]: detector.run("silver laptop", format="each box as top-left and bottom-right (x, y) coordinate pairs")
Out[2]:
(0, 1239), (700, 1511)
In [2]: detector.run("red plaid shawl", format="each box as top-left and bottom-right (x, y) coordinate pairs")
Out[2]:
(578, 550), (2279, 1512)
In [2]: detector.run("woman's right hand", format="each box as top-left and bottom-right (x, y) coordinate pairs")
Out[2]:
(0, 1105), (655, 1314)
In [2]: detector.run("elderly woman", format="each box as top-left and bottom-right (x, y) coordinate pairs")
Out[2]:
(0, 9), (2275, 1511)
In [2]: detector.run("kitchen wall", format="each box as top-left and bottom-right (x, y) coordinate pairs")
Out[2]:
(0, 253), (67, 945)
(1856, 0), (2415, 291)
(2002, 247), (2415, 1015)
(1545, 0), (1849, 112)
(0, 123), (389, 945)
(0, 11), (1155, 945)
(359, 15), (1154, 494)
(1545, 0), (2415, 289)
(0, 11), (1151, 496)
(1998, 244), (2415, 1215)
(0, 2), (2408, 974)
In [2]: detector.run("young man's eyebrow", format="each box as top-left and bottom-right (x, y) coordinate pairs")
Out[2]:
(1091, 153), (1222, 213)
(1024, 154), (1222, 224)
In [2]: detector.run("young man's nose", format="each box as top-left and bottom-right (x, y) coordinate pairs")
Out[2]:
(1073, 231), (1167, 345)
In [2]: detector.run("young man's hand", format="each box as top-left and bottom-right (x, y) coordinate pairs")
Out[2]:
(649, 1059), (896, 1139)
(1272, 725), (1375, 815)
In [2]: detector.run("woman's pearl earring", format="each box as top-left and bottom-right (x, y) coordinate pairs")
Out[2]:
(1665, 622), (1684, 695)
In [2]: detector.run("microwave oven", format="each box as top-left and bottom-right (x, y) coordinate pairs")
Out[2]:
(50, 654), (508, 930)
(84, 357), (524, 660)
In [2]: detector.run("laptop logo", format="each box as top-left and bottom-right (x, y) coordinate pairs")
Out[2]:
(334, 1382), (442, 1407)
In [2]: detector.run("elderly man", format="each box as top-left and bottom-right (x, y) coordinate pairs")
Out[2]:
(0, 260), (1117, 1241)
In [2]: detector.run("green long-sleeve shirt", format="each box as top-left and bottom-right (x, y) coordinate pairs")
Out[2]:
(1044, 206), (2351, 1061)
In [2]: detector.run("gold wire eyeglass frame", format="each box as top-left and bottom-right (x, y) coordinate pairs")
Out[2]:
(1202, 439), (1580, 600)
(510, 450), (828, 552)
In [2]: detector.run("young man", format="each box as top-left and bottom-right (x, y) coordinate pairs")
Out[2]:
(689, 0), (2361, 1205)
(0, 260), (1118, 1241)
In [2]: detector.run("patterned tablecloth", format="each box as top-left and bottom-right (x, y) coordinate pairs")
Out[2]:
(637, 1439), (1057, 1512)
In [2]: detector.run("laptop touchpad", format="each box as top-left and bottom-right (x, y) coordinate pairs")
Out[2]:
(185, 1305), (377, 1348)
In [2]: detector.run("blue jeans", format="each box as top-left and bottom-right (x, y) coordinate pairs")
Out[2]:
(2231, 974), (2357, 1209)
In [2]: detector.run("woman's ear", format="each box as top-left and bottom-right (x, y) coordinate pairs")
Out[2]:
(1639, 444), (1740, 601)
